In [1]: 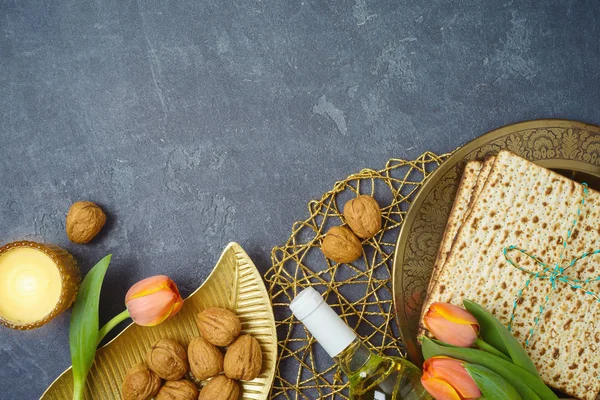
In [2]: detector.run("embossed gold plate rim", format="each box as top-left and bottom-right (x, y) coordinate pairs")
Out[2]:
(392, 119), (600, 366)
(41, 242), (277, 400)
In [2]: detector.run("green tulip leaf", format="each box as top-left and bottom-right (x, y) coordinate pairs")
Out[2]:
(464, 363), (522, 400)
(422, 336), (554, 400)
(463, 299), (540, 378)
(69, 254), (112, 400)
(431, 338), (459, 347)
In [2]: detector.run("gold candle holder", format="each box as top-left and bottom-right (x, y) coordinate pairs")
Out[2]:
(0, 241), (80, 330)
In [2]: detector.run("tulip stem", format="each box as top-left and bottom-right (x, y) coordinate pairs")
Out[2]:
(97, 309), (131, 345)
(475, 338), (511, 361)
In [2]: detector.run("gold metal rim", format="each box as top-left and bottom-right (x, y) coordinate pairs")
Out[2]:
(392, 119), (600, 365)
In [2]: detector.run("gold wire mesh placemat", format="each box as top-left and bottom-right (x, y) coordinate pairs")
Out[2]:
(265, 151), (450, 399)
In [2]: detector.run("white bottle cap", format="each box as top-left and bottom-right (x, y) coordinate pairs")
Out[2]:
(289, 287), (357, 357)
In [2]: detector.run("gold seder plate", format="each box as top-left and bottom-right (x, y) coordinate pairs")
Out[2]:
(41, 242), (277, 400)
(392, 119), (600, 366)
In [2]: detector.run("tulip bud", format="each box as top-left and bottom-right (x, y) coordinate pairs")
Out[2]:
(421, 357), (481, 400)
(125, 275), (183, 326)
(424, 302), (479, 347)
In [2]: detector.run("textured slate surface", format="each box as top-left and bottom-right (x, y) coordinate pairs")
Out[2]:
(0, 0), (598, 398)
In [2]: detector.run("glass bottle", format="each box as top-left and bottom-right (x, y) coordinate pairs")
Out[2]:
(290, 287), (432, 400)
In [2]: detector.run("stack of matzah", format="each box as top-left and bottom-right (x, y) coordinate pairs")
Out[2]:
(421, 150), (600, 400)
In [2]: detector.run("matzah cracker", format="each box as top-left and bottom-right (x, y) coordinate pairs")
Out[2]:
(465, 155), (496, 213)
(420, 161), (482, 316)
(423, 150), (600, 399)
(433, 156), (496, 293)
(419, 157), (496, 333)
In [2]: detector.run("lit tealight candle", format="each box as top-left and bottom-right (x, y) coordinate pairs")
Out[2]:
(0, 242), (80, 330)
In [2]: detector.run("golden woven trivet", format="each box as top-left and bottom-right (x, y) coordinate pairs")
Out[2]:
(265, 151), (450, 399)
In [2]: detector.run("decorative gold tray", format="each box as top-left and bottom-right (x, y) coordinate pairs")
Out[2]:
(392, 119), (600, 366)
(41, 242), (277, 400)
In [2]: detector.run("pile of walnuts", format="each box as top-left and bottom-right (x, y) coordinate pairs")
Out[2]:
(321, 195), (382, 263)
(122, 307), (262, 400)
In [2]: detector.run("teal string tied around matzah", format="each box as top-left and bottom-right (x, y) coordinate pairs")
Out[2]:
(503, 182), (600, 346)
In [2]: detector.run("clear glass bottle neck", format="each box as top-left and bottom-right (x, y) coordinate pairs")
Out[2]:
(333, 338), (381, 376)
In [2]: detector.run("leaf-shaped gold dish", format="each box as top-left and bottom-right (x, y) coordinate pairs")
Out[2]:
(41, 242), (277, 400)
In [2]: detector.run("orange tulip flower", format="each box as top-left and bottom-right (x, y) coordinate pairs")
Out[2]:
(421, 357), (481, 400)
(125, 275), (183, 326)
(424, 302), (479, 347)
(70, 255), (185, 400)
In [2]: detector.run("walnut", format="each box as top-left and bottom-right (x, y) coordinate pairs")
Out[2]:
(121, 363), (161, 400)
(66, 201), (106, 243)
(156, 380), (198, 400)
(188, 336), (224, 380)
(198, 375), (240, 400)
(224, 334), (262, 380)
(321, 226), (363, 263)
(146, 339), (189, 381)
(195, 307), (241, 346)
(343, 195), (382, 239)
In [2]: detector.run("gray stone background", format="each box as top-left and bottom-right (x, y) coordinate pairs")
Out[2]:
(1, 0), (599, 398)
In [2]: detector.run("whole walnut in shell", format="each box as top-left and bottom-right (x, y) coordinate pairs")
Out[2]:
(224, 334), (262, 380)
(121, 363), (161, 400)
(156, 380), (198, 400)
(146, 339), (188, 381)
(199, 375), (240, 400)
(66, 201), (106, 243)
(188, 336), (224, 380)
(321, 226), (362, 263)
(195, 307), (241, 346)
(343, 195), (382, 239)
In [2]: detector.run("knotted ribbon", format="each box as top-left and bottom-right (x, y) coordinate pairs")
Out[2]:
(503, 183), (600, 346)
